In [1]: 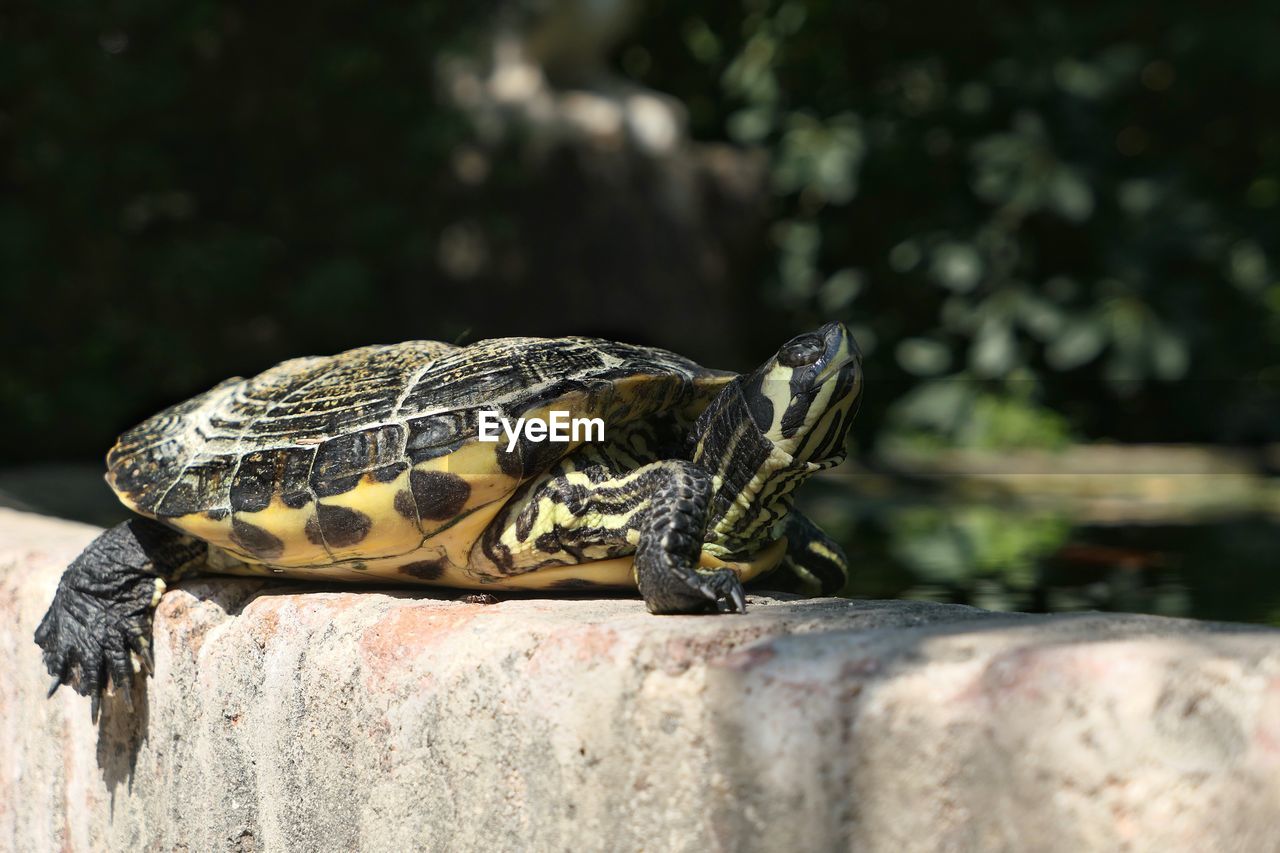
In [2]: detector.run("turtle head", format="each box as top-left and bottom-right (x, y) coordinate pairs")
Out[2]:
(741, 321), (863, 465)
(689, 321), (862, 560)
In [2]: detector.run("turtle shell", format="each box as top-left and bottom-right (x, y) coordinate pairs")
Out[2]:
(106, 336), (733, 584)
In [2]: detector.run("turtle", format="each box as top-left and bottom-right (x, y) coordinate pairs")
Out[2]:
(35, 322), (862, 715)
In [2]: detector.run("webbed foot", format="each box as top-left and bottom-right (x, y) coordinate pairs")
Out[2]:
(34, 518), (202, 718)
(34, 563), (158, 719)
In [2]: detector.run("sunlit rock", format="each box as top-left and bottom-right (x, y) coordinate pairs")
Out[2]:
(3, 508), (1278, 851)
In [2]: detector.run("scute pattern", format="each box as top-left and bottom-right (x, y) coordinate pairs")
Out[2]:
(230, 451), (280, 512)
(106, 335), (733, 570)
(311, 424), (406, 497)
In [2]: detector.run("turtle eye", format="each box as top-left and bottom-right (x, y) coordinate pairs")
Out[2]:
(778, 335), (824, 367)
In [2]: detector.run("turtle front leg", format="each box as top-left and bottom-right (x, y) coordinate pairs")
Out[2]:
(633, 462), (747, 614)
(34, 517), (206, 718)
(473, 459), (746, 614)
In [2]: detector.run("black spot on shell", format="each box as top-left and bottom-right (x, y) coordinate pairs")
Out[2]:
(231, 517), (284, 559)
(205, 508), (230, 521)
(535, 531), (560, 553)
(394, 489), (418, 521)
(399, 559), (446, 580)
(495, 446), (523, 478)
(316, 503), (373, 548)
(282, 491), (313, 509)
(304, 515), (324, 546)
(411, 470), (471, 520)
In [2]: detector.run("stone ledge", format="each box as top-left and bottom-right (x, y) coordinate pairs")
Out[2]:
(1, 507), (1278, 852)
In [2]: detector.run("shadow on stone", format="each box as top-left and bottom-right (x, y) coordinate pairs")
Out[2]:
(96, 672), (149, 806)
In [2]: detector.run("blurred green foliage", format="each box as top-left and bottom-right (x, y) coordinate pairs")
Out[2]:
(621, 0), (1280, 447)
(883, 504), (1072, 609)
(876, 509), (1280, 625)
(3, 0), (1280, 462)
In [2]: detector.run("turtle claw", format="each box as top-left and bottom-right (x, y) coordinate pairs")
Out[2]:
(44, 653), (71, 698)
(644, 566), (747, 615)
(129, 636), (155, 676)
(699, 569), (747, 614)
(714, 579), (747, 614)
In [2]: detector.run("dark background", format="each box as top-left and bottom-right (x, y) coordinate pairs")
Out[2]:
(4, 0), (1279, 621)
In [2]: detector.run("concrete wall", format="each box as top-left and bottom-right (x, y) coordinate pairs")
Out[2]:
(3, 508), (1279, 852)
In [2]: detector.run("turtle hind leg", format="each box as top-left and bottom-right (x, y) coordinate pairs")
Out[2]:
(763, 512), (849, 596)
(34, 517), (205, 718)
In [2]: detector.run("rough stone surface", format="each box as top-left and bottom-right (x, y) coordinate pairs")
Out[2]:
(2, 507), (1279, 852)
